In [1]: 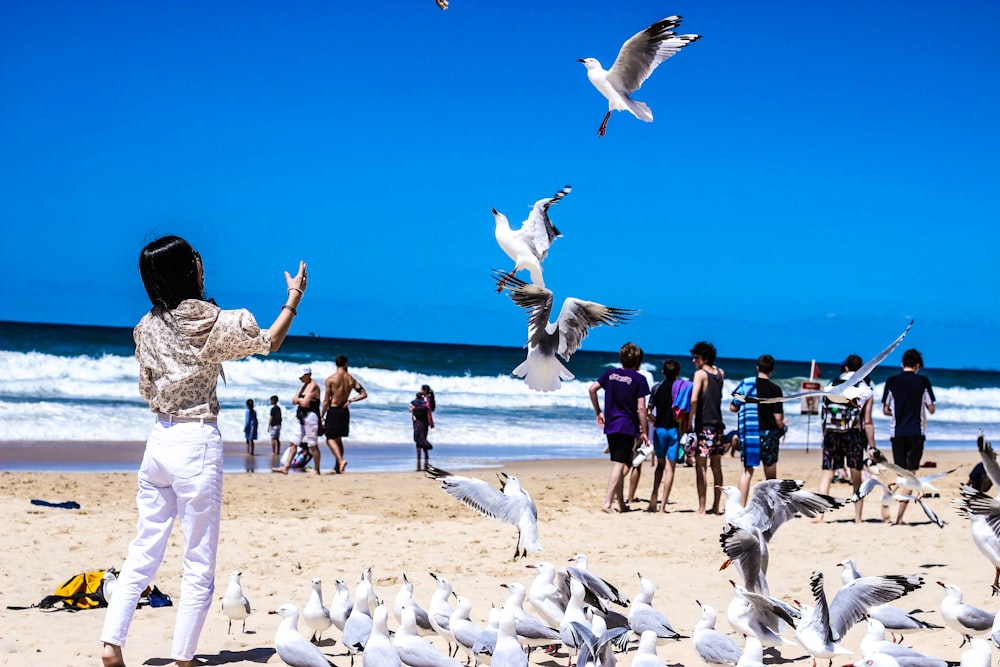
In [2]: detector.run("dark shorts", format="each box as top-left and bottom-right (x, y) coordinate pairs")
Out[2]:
(759, 429), (781, 467)
(413, 420), (432, 450)
(696, 425), (726, 458)
(891, 434), (925, 471)
(822, 429), (864, 471)
(324, 406), (350, 438)
(607, 432), (636, 465)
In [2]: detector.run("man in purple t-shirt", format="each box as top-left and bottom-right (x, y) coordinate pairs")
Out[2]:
(589, 342), (650, 514)
(882, 347), (936, 525)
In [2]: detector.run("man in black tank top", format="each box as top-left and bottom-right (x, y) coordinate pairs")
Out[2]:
(690, 341), (726, 515)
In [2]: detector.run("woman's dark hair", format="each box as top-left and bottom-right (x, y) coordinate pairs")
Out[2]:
(139, 235), (205, 312)
(662, 359), (680, 381)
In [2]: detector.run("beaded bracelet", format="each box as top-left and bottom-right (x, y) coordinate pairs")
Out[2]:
(288, 287), (304, 296)
(282, 304), (297, 316)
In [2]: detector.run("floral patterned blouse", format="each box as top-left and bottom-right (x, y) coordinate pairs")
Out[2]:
(134, 299), (271, 419)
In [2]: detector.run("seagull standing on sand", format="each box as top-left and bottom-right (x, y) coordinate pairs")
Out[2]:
(578, 16), (700, 137)
(693, 601), (741, 666)
(342, 579), (375, 662)
(495, 272), (637, 392)
(960, 638), (992, 667)
(627, 573), (682, 641)
(428, 573), (457, 655)
(331, 579), (352, 633)
(938, 581), (996, 644)
(567, 554), (630, 611)
(492, 607), (529, 667)
(472, 606), (500, 666)
(449, 595), (483, 663)
(736, 321), (913, 405)
(525, 562), (569, 628)
(364, 604), (402, 667)
(395, 605), (464, 667)
(736, 636), (765, 667)
(493, 186), (570, 290)
(394, 574), (435, 636)
(427, 464), (540, 560)
(221, 571), (252, 634)
(859, 617), (949, 667)
(270, 604), (334, 667)
(631, 630), (665, 667)
(303, 578), (334, 643)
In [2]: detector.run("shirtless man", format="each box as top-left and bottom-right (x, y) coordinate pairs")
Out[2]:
(272, 366), (322, 475)
(322, 355), (368, 473)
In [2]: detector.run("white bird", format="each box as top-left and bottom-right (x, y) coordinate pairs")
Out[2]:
(342, 579), (375, 662)
(737, 321), (913, 405)
(525, 562), (569, 628)
(721, 480), (845, 542)
(472, 606), (500, 666)
(364, 604), (402, 667)
(693, 601), (741, 666)
(395, 605), (464, 667)
(868, 457), (948, 528)
(628, 572), (682, 641)
(493, 186), (570, 290)
(991, 607), (1000, 648)
(852, 474), (896, 522)
(726, 581), (798, 647)
(270, 603), (334, 667)
(736, 636), (765, 667)
(303, 578), (334, 644)
(860, 617), (949, 667)
(578, 16), (700, 137)
(428, 572), (457, 655)
(851, 656), (902, 667)
(495, 272), (637, 392)
(101, 569), (117, 603)
(559, 577), (591, 658)
(956, 480), (1000, 592)
(362, 567), (380, 615)
(796, 571), (923, 663)
(838, 560), (941, 639)
(631, 630), (665, 667)
(567, 553), (629, 611)
(492, 607), (529, 667)
(394, 573), (435, 636)
(719, 524), (770, 594)
(960, 638), (991, 667)
(938, 581), (995, 643)
(221, 571), (252, 634)
(330, 579), (352, 633)
(449, 595), (483, 663)
(427, 465), (540, 560)
(500, 582), (561, 651)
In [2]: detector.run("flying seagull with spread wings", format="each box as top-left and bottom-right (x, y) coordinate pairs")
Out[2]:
(579, 16), (700, 137)
(735, 320), (914, 405)
(493, 186), (571, 291)
(426, 464), (540, 561)
(494, 271), (637, 392)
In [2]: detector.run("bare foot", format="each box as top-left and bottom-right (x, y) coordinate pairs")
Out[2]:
(270, 467), (288, 475)
(340, 461), (348, 473)
(102, 643), (126, 667)
(645, 503), (657, 512)
(310, 469), (321, 476)
(601, 505), (614, 514)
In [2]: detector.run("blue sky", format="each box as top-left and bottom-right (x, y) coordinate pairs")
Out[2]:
(2, 1), (998, 370)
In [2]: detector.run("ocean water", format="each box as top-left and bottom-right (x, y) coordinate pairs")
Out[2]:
(1, 320), (998, 473)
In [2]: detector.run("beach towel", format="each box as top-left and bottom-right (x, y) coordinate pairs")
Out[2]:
(671, 379), (693, 429)
(731, 376), (759, 450)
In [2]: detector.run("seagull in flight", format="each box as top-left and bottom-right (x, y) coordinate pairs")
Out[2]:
(735, 321), (913, 405)
(493, 186), (570, 291)
(494, 271), (637, 392)
(426, 464), (540, 560)
(578, 16), (700, 137)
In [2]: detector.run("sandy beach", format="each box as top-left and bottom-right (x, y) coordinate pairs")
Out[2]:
(0, 447), (991, 666)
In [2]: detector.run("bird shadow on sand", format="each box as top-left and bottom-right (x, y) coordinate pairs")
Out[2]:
(762, 648), (810, 664)
(142, 647), (275, 665)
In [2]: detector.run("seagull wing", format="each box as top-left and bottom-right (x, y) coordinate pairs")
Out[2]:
(828, 574), (923, 640)
(555, 298), (638, 362)
(978, 433), (1000, 488)
(437, 474), (526, 526)
(836, 320), (914, 391)
(914, 498), (946, 528)
(517, 186), (569, 262)
(880, 461), (922, 490)
(956, 484), (1000, 536)
(719, 524), (768, 594)
(494, 271), (555, 346)
(607, 16), (700, 93)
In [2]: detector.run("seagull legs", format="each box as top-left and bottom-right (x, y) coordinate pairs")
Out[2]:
(495, 271), (514, 293)
(598, 112), (611, 137)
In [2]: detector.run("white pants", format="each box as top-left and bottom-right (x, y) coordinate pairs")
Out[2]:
(101, 419), (224, 661)
(292, 411), (319, 446)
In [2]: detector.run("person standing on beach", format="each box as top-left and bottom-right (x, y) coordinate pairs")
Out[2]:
(817, 354), (875, 524)
(729, 354), (785, 505)
(421, 384), (436, 412)
(322, 355), (368, 474)
(589, 342), (650, 514)
(883, 348), (936, 524)
(101, 235), (306, 667)
(645, 359), (684, 512)
(410, 389), (434, 471)
(689, 341), (726, 515)
(272, 367), (322, 475)
(243, 399), (258, 455)
(268, 394), (282, 455)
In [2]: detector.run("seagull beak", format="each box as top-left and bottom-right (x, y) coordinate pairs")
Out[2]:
(491, 207), (499, 216)
(268, 610), (279, 615)
(577, 58), (586, 63)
